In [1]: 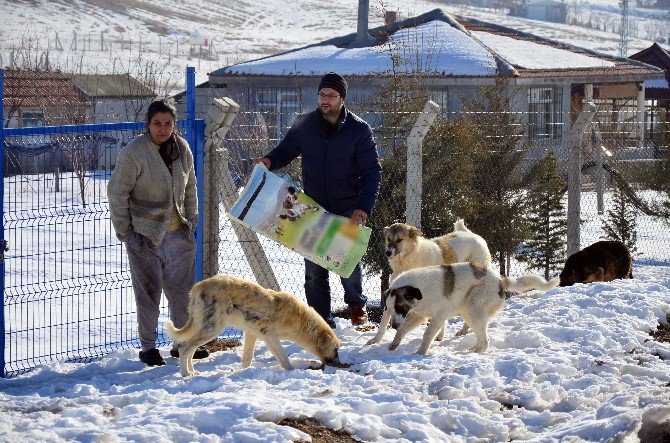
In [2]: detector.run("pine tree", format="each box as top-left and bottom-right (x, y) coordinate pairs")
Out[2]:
(517, 152), (567, 279)
(602, 184), (638, 254)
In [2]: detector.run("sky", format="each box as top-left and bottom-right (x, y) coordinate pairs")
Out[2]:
(0, 264), (668, 441)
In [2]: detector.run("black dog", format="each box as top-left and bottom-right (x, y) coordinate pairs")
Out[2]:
(559, 240), (633, 286)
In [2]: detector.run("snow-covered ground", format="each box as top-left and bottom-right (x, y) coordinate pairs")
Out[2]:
(0, 264), (669, 441)
(2, 165), (670, 440)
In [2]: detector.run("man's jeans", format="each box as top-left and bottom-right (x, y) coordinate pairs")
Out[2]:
(304, 258), (366, 324)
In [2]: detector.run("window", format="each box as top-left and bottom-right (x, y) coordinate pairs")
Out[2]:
(528, 86), (563, 140)
(249, 87), (301, 140)
(21, 111), (45, 127)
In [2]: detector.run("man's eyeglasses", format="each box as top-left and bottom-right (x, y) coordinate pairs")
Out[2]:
(317, 92), (340, 100)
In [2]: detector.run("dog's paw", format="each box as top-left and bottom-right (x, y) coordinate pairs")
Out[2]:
(365, 337), (380, 346)
(388, 343), (399, 351)
(468, 344), (488, 353)
(414, 350), (428, 356)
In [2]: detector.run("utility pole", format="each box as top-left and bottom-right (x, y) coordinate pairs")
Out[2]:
(619, 0), (629, 57)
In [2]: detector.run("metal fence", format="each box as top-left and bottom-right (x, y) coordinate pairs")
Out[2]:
(3, 74), (670, 377)
(0, 68), (205, 377)
(211, 103), (670, 317)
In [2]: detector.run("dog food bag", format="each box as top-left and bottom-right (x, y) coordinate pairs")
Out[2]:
(228, 164), (371, 278)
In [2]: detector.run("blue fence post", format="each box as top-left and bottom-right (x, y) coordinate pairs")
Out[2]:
(185, 66), (203, 282)
(0, 69), (6, 378)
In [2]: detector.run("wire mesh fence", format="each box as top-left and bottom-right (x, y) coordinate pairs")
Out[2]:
(2, 86), (669, 377)
(211, 102), (670, 319)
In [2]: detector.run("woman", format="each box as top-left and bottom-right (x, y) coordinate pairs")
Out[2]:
(108, 99), (209, 366)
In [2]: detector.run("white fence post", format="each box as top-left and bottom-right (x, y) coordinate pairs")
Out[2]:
(567, 102), (597, 256)
(204, 98), (281, 291)
(405, 100), (440, 229)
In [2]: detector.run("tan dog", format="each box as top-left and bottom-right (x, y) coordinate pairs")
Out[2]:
(383, 219), (492, 338)
(165, 275), (341, 376)
(367, 264), (559, 355)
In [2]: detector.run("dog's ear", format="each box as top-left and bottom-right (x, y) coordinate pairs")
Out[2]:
(317, 333), (335, 353)
(383, 226), (389, 239)
(396, 285), (423, 300)
(408, 226), (422, 238)
(287, 186), (296, 195)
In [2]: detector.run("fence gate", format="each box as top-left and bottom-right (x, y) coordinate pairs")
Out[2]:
(0, 68), (204, 377)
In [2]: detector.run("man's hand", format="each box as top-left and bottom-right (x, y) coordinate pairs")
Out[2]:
(350, 209), (368, 226)
(253, 157), (272, 169)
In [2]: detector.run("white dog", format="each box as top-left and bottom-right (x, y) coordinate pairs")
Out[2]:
(165, 275), (341, 376)
(383, 219), (492, 338)
(366, 263), (559, 355)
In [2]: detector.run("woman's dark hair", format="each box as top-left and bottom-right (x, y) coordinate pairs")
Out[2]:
(145, 98), (181, 168)
(146, 98), (178, 124)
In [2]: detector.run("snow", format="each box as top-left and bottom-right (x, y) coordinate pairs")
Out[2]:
(472, 31), (616, 69)
(224, 22), (498, 77)
(1, 267), (669, 441)
(1, 0), (667, 92)
(2, 174), (670, 441)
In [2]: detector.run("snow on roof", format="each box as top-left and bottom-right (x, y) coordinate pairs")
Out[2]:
(223, 21), (498, 77)
(472, 31), (616, 70)
(645, 78), (669, 89)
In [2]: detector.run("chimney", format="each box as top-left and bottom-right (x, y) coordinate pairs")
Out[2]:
(351, 0), (374, 48)
(384, 11), (397, 29)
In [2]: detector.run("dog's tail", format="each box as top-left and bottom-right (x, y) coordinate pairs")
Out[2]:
(164, 284), (203, 344)
(453, 219), (470, 233)
(164, 318), (196, 344)
(502, 274), (560, 293)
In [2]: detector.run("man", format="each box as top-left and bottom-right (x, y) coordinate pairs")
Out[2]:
(256, 72), (382, 327)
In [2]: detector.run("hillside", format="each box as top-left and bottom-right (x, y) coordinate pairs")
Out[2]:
(0, 0), (668, 90)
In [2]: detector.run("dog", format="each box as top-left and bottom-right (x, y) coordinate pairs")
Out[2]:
(559, 240), (633, 286)
(366, 263), (559, 355)
(383, 219), (492, 338)
(165, 275), (340, 376)
(279, 186), (318, 222)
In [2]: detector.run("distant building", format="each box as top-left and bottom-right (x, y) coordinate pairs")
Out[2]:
(629, 43), (670, 138)
(203, 8), (660, 154)
(2, 68), (90, 128)
(510, 0), (567, 24)
(68, 74), (155, 123)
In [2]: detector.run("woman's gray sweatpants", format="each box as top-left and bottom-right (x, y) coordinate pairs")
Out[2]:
(125, 227), (196, 351)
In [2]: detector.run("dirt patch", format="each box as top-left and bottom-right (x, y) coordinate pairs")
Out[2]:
(650, 315), (670, 344)
(203, 338), (241, 353)
(277, 418), (361, 443)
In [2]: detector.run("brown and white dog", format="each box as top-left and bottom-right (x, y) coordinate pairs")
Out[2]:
(279, 186), (318, 222)
(366, 264), (559, 355)
(165, 275), (340, 376)
(559, 240), (633, 286)
(383, 219), (492, 338)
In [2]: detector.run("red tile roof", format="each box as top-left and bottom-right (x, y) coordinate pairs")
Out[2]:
(2, 69), (91, 108)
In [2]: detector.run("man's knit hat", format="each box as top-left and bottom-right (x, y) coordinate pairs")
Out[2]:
(318, 72), (347, 99)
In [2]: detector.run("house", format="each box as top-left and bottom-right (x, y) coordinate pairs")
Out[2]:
(68, 73), (156, 123)
(510, 0), (567, 24)
(628, 43), (670, 134)
(2, 68), (91, 128)
(205, 7), (661, 157)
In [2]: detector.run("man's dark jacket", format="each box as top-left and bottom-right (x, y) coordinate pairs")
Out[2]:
(266, 108), (382, 216)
